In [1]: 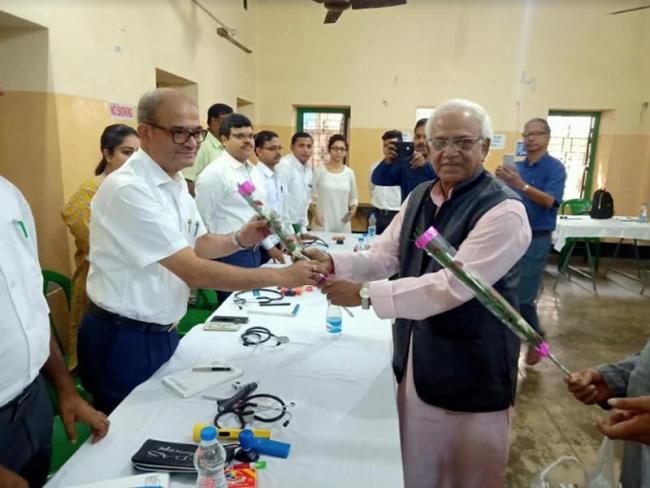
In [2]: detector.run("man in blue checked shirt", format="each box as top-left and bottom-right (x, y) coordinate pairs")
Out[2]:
(496, 118), (566, 365)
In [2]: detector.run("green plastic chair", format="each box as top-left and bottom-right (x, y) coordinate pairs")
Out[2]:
(41, 270), (92, 477)
(41, 270), (72, 363)
(555, 199), (600, 291)
(177, 289), (219, 336)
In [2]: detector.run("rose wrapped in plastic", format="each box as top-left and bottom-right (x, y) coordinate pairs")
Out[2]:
(415, 226), (570, 375)
(238, 181), (308, 260)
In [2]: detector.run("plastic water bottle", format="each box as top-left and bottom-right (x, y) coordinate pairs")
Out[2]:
(194, 426), (227, 488)
(640, 203), (648, 223)
(367, 213), (377, 238)
(326, 302), (343, 334)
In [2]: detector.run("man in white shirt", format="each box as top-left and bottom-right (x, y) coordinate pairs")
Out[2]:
(278, 132), (314, 233)
(79, 89), (325, 414)
(181, 102), (232, 195)
(195, 114), (281, 301)
(254, 130), (290, 264)
(0, 177), (109, 487)
(369, 130), (403, 234)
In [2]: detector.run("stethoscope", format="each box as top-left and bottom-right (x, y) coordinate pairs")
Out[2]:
(209, 381), (295, 429)
(240, 326), (289, 347)
(233, 289), (286, 307)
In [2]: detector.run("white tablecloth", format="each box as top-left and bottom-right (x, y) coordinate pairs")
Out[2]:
(46, 233), (403, 488)
(553, 216), (650, 251)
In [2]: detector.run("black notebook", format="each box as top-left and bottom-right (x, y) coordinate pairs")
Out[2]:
(131, 439), (198, 473)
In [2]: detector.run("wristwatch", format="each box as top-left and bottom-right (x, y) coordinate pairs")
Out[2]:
(521, 183), (531, 192)
(359, 283), (371, 310)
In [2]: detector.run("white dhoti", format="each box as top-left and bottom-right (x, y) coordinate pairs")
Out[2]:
(397, 348), (511, 488)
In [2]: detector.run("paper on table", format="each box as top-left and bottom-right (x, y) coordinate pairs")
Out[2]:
(162, 360), (243, 398)
(68, 472), (170, 488)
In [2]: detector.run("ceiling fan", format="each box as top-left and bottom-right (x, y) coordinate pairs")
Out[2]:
(313, 0), (407, 24)
(610, 4), (650, 14)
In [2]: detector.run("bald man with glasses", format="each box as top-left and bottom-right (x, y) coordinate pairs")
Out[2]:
(78, 90), (326, 414)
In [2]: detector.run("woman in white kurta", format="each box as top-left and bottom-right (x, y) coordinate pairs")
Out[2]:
(311, 134), (359, 233)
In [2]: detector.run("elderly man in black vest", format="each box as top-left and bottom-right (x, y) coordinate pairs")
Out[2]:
(307, 99), (532, 488)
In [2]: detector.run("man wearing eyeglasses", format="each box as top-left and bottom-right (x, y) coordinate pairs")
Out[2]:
(195, 114), (283, 301)
(181, 102), (233, 196)
(253, 130), (289, 264)
(307, 99), (531, 487)
(79, 90), (326, 414)
(496, 118), (566, 366)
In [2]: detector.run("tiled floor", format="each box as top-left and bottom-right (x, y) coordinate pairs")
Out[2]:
(507, 259), (649, 486)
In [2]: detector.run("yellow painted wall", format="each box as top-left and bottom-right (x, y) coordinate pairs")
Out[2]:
(255, 0), (650, 211)
(0, 0), (258, 273)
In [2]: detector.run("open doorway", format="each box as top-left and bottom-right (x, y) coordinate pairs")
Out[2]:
(547, 111), (601, 200)
(155, 68), (198, 101)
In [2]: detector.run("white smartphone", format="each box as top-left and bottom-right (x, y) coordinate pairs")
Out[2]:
(502, 155), (516, 169)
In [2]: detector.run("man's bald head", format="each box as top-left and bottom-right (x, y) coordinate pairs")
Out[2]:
(137, 88), (197, 125)
(136, 88), (203, 177)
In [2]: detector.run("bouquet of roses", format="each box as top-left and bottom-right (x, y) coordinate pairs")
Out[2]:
(238, 181), (308, 260)
(415, 226), (570, 375)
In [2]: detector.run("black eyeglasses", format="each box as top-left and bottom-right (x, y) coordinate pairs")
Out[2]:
(522, 131), (549, 138)
(147, 122), (208, 145)
(428, 137), (483, 152)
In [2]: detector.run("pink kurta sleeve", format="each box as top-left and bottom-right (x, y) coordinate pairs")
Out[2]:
(332, 197), (531, 321)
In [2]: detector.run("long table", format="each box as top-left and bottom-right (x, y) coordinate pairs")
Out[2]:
(46, 233), (404, 488)
(553, 215), (650, 252)
(552, 216), (650, 291)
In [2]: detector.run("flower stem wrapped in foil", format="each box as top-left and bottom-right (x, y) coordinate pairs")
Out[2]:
(415, 226), (570, 375)
(238, 181), (308, 260)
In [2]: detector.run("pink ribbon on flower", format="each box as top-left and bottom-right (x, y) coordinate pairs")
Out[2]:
(535, 341), (550, 358)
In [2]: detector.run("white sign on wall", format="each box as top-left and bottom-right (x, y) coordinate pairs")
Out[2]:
(491, 133), (506, 150)
(109, 103), (135, 120)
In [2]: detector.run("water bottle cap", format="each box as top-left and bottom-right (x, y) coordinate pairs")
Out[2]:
(200, 425), (217, 442)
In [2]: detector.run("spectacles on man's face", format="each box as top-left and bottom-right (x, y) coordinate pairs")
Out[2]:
(262, 145), (282, 152)
(147, 123), (207, 145)
(522, 131), (549, 138)
(428, 137), (483, 152)
(229, 132), (255, 141)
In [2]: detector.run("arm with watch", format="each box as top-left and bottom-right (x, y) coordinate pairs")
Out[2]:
(494, 165), (556, 209)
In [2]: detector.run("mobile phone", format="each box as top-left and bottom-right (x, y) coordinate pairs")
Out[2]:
(395, 142), (415, 163)
(210, 315), (249, 324)
(502, 155), (516, 169)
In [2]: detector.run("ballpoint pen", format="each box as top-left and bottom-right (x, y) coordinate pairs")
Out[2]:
(192, 366), (233, 372)
(194, 221), (199, 236)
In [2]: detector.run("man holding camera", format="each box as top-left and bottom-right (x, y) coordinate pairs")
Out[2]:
(496, 118), (566, 365)
(371, 118), (436, 202)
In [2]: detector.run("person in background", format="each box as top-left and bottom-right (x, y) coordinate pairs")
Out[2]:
(369, 130), (402, 234)
(371, 118), (436, 202)
(1, 175), (109, 488)
(181, 103), (233, 195)
(307, 99), (531, 487)
(79, 90), (326, 414)
(254, 130), (288, 263)
(195, 113), (283, 303)
(496, 118), (566, 365)
(279, 132), (314, 233)
(311, 134), (358, 233)
(61, 124), (139, 369)
(566, 338), (650, 487)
